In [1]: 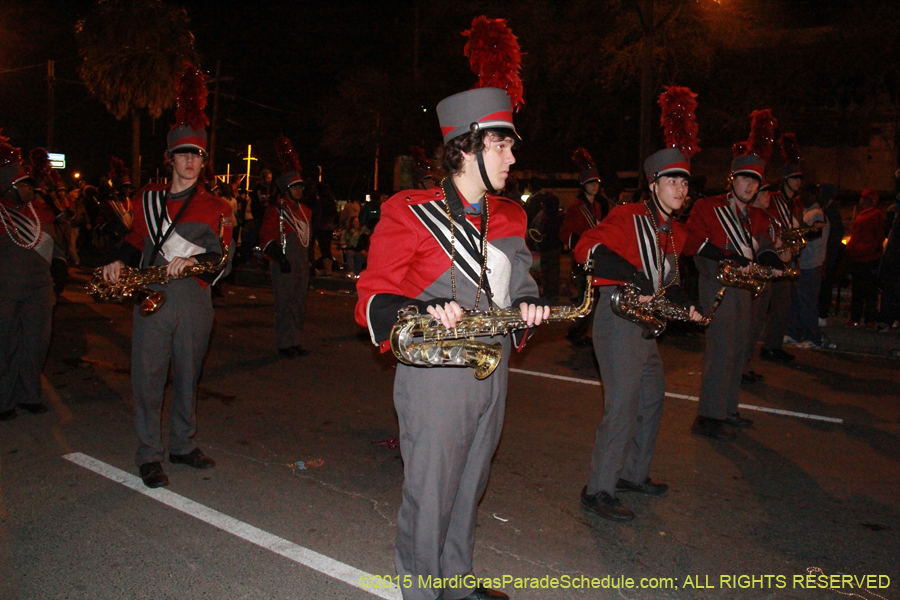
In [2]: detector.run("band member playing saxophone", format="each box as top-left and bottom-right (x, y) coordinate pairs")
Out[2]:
(684, 110), (785, 441)
(573, 87), (703, 522)
(355, 18), (546, 600)
(101, 65), (233, 488)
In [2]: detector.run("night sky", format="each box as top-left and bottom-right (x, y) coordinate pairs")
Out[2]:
(0, 0), (884, 196)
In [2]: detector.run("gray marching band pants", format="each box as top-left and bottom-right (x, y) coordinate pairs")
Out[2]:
(392, 336), (511, 600)
(131, 279), (214, 466)
(586, 287), (665, 496)
(270, 238), (309, 350)
(696, 256), (752, 420)
(0, 285), (54, 412)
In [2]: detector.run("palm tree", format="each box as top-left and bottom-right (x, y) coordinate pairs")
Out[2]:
(76, 0), (199, 185)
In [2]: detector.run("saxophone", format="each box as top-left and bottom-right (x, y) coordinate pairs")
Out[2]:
(87, 216), (229, 316)
(779, 223), (822, 253)
(715, 259), (797, 298)
(610, 283), (726, 339)
(390, 275), (595, 380)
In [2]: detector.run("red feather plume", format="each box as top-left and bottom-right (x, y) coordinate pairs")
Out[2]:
(463, 16), (524, 111)
(411, 146), (430, 171)
(658, 86), (700, 159)
(173, 63), (209, 131)
(748, 109), (777, 161)
(275, 136), (302, 174)
(0, 130), (22, 169)
(571, 147), (596, 172)
(109, 156), (130, 181)
(29, 148), (52, 183)
(780, 133), (801, 165)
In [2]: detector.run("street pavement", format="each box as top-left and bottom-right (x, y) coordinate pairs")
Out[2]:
(1, 266), (898, 600)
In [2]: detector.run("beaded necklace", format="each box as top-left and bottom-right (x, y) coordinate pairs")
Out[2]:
(643, 201), (678, 294)
(440, 177), (490, 310)
(0, 201), (42, 250)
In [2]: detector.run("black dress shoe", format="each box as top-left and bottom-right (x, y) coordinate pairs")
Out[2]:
(452, 586), (510, 600)
(139, 462), (169, 488)
(724, 412), (754, 428)
(691, 416), (736, 441)
(17, 402), (49, 414)
(616, 477), (669, 495)
(278, 348), (295, 358)
(760, 348), (795, 362)
(0, 408), (17, 421)
(580, 487), (634, 522)
(290, 345), (309, 357)
(169, 448), (216, 469)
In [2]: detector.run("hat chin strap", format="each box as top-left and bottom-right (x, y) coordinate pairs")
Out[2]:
(650, 179), (674, 220)
(476, 152), (496, 195)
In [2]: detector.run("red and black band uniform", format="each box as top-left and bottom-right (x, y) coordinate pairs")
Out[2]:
(258, 199), (312, 352)
(573, 202), (692, 496)
(684, 193), (783, 421)
(355, 185), (541, 600)
(115, 183), (234, 466)
(561, 198), (604, 338)
(0, 199), (58, 413)
(750, 191), (800, 357)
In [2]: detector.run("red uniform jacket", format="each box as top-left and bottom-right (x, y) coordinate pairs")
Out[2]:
(684, 193), (771, 260)
(122, 184), (234, 288)
(561, 198), (604, 249)
(259, 200), (313, 253)
(355, 186), (540, 351)
(846, 206), (887, 263)
(574, 202), (686, 291)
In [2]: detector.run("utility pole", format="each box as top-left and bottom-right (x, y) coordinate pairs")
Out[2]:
(638, 0), (655, 177)
(413, 1), (420, 78)
(243, 145), (257, 192)
(373, 112), (381, 192)
(209, 60), (221, 173)
(47, 60), (55, 148)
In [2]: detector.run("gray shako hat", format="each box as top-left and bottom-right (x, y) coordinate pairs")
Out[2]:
(436, 87), (518, 144)
(644, 148), (691, 181)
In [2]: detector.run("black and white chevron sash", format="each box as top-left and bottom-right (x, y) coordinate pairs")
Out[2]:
(633, 214), (672, 292)
(408, 200), (487, 291)
(772, 195), (794, 229)
(143, 188), (171, 250)
(714, 204), (754, 259)
(3, 205), (41, 247)
(280, 205), (309, 247)
(579, 202), (598, 229)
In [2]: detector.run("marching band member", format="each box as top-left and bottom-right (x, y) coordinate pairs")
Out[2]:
(562, 148), (605, 346)
(684, 110), (784, 441)
(0, 135), (57, 421)
(259, 136), (313, 358)
(574, 87), (703, 521)
(355, 18), (546, 600)
(101, 65), (233, 488)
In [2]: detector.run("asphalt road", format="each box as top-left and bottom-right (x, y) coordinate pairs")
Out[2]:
(1, 272), (898, 600)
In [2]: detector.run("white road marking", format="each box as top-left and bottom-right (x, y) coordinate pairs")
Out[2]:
(63, 452), (403, 600)
(509, 368), (844, 424)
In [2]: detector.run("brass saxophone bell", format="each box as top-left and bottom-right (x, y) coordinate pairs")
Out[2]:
(136, 289), (167, 316)
(472, 342), (503, 380)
